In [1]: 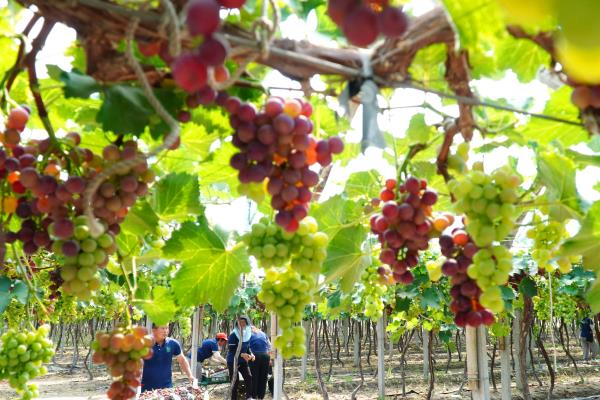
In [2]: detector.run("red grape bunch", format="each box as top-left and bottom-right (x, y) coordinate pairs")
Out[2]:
(327, 0), (409, 47)
(370, 177), (437, 284)
(438, 229), (495, 328)
(1, 106), (153, 300)
(169, 0), (246, 95)
(226, 95), (344, 232)
(92, 325), (154, 400)
(88, 141), (155, 231)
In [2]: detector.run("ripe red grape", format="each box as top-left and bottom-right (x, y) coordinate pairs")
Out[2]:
(186, 0), (221, 36)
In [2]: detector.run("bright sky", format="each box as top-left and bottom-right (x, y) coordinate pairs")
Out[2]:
(8, 1), (600, 240)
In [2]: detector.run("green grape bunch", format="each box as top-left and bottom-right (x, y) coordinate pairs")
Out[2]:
(54, 215), (116, 300)
(448, 165), (521, 247)
(242, 216), (328, 273)
(0, 325), (54, 400)
(257, 266), (314, 358)
(527, 214), (574, 274)
(467, 245), (512, 294)
(359, 264), (389, 321)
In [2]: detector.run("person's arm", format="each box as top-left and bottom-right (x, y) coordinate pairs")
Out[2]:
(210, 351), (227, 365)
(177, 353), (195, 384)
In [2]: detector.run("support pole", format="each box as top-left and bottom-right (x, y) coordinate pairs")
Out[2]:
(190, 306), (203, 379)
(271, 312), (283, 400)
(466, 326), (490, 400)
(376, 316), (385, 399)
(422, 327), (429, 380)
(500, 335), (511, 400)
(301, 319), (310, 381)
(477, 326), (490, 399)
(353, 320), (360, 367)
(513, 312), (524, 392)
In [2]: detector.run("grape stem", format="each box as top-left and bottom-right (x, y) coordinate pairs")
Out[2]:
(0, 13), (40, 107)
(25, 19), (59, 143)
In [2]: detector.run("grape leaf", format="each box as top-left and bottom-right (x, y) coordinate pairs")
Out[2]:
(136, 286), (178, 326)
(409, 44), (448, 91)
(310, 195), (364, 238)
(497, 36), (551, 83)
(151, 172), (202, 221)
(518, 276), (537, 298)
(536, 151), (585, 221)
(322, 225), (370, 292)
(520, 87), (587, 146)
(46, 65), (100, 98)
(561, 201), (600, 265)
(165, 220), (251, 311)
(97, 85), (181, 137)
(406, 114), (433, 145)
(420, 287), (441, 309)
(344, 170), (382, 199)
(120, 200), (159, 237)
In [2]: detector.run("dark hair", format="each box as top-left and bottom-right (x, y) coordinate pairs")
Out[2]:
(152, 323), (157, 329)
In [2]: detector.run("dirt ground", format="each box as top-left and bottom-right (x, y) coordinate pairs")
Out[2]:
(2, 344), (600, 399)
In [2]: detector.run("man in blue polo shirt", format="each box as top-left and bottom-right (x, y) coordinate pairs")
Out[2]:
(193, 332), (228, 365)
(141, 323), (195, 392)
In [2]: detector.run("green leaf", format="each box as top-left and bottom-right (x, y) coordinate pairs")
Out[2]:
(565, 149), (600, 168)
(496, 36), (551, 83)
(310, 195), (364, 238)
(151, 173), (202, 221)
(409, 44), (448, 91)
(198, 142), (239, 195)
(420, 287), (441, 309)
(120, 200), (159, 237)
(520, 87), (587, 146)
(394, 296), (412, 313)
(441, 0), (505, 78)
(536, 151), (585, 221)
(47, 66), (100, 98)
(561, 201), (600, 265)
(97, 86), (182, 137)
(344, 170), (382, 200)
(0, 277), (13, 313)
(97, 85), (151, 135)
(519, 277), (537, 298)
(116, 231), (141, 259)
(406, 114), (433, 145)
(322, 225), (370, 292)
(136, 286), (178, 326)
(166, 220), (251, 311)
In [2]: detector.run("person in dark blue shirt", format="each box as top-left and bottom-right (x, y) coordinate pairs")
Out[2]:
(190, 332), (228, 365)
(227, 316), (253, 400)
(141, 324), (194, 392)
(248, 326), (271, 400)
(581, 317), (595, 361)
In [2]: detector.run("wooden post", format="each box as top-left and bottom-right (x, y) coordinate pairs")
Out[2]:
(512, 312), (524, 392)
(342, 318), (349, 357)
(190, 306), (203, 379)
(500, 335), (511, 400)
(301, 319), (311, 381)
(353, 320), (360, 367)
(466, 326), (491, 400)
(376, 316), (386, 399)
(422, 327), (429, 380)
(271, 313), (283, 400)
